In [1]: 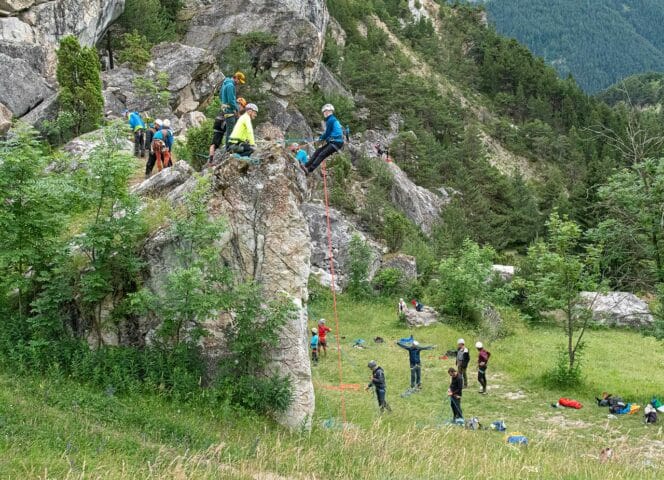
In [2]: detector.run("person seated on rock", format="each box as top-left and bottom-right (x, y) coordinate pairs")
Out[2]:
(152, 119), (174, 172)
(124, 109), (146, 158)
(301, 104), (344, 174)
(144, 118), (161, 177)
(227, 103), (258, 157)
(220, 71), (246, 147)
(411, 299), (424, 312)
(289, 142), (309, 165)
(396, 339), (434, 390)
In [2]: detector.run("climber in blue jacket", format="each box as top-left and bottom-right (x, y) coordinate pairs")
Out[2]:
(301, 104), (344, 174)
(124, 109), (146, 157)
(219, 71), (246, 146)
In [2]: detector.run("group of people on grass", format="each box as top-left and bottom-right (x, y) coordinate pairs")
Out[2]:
(310, 318), (491, 421)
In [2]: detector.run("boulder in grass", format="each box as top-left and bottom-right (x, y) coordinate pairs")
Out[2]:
(403, 306), (439, 327)
(578, 291), (653, 328)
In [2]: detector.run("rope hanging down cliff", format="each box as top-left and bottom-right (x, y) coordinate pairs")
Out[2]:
(321, 160), (347, 426)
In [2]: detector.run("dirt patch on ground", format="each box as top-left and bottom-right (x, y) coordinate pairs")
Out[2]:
(543, 414), (592, 429)
(504, 390), (527, 400)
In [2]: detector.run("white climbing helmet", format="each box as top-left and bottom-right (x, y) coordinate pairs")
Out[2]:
(318, 318), (325, 325)
(163, 119), (171, 128)
(246, 103), (258, 112)
(155, 118), (163, 127)
(457, 338), (465, 345)
(475, 341), (483, 349)
(311, 328), (317, 334)
(321, 103), (335, 113)
(412, 340), (419, 347)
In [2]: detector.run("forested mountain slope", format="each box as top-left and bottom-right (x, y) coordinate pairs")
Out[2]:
(480, 0), (664, 93)
(598, 71), (664, 108)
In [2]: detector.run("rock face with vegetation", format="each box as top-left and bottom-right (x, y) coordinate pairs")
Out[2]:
(137, 149), (315, 429)
(0, 0), (124, 120)
(184, 0), (328, 97)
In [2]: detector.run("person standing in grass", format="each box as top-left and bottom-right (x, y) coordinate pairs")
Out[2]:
(310, 328), (319, 365)
(476, 341), (491, 394)
(317, 319), (332, 357)
(366, 360), (391, 413)
(396, 340), (434, 390)
(456, 338), (470, 388)
(448, 367), (464, 420)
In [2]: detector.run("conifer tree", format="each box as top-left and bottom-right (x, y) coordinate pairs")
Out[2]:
(56, 35), (103, 137)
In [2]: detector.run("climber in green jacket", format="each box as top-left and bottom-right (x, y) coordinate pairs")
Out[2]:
(219, 71), (246, 146)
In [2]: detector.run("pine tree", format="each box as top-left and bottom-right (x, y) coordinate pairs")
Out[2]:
(56, 36), (103, 137)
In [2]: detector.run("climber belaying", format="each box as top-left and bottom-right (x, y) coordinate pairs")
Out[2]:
(227, 103), (258, 157)
(219, 71), (246, 147)
(301, 104), (344, 174)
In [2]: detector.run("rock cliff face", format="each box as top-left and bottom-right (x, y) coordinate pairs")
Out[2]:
(184, 0), (328, 97)
(136, 149), (315, 429)
(0, 0), (124, 121)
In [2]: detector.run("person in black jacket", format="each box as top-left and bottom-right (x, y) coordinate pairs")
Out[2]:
(144, 119), (161, 177)
(366, 360), (391, 413)
(396, 340), (434, 390)
(448, 367), (464, 420)
(455, 338), (470, 388)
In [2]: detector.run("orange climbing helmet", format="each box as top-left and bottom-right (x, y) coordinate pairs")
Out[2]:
(237, 97), (247, 108)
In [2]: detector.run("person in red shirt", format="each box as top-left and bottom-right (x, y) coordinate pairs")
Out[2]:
(318, 319), (332, 357)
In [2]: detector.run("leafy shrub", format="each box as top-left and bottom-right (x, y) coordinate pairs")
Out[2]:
(117, 31), (151, 71)
(183, 119), (213, 170)
(546, 344), (585, 388)
(372, 267), (404, 296)
(347, 235), (373, 299)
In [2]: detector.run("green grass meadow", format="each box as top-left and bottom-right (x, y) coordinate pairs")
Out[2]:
(0, 295), (662, 479)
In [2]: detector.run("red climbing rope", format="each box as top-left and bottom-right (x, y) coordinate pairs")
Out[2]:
(321, 160), (347, 426)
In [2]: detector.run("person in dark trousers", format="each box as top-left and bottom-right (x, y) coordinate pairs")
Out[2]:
(125, 109), (146, 157)
(366, 360), (391, 413)
(476, 341), (491, 394)
(220, 71), (246, 147)
(448, 367), (464, 420)
(310, 328), (319, 365)
(396, 340), (434, 390)
(456, 338), (470, 388)
(301, 104), (344, 174)
(144, 118), (161, 177)
(208, 111), (226, 163)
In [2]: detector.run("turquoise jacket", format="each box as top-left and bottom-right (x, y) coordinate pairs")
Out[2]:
(319, 114), (344, 143)
(128, 111), (145, 131)
(220, 77), (238, 113)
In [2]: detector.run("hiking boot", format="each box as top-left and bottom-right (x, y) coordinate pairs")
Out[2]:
(479, 389), (486, 394)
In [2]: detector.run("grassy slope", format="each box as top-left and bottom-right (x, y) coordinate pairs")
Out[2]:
(0, 296), (662, 479)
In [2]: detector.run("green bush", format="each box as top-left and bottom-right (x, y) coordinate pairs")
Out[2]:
(117, 31), (151, 71)
(183, 119), (213, 170)
(347, 235), (373, 299)
(372, 267), (404, 296)
(383, 210), (410, 252)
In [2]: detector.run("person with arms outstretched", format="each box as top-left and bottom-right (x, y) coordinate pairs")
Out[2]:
(396, 339), (434, 390)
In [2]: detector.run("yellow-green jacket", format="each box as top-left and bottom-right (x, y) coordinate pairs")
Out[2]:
(229, 112), (255, 145)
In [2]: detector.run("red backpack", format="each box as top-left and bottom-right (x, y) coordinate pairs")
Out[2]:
(559, 398), (583, 409)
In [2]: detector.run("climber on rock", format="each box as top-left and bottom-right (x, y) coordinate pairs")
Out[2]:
(290, 142), (309, 165)
(124, 109), (146, 157)
(209, 98), (247, 164)
(227, 103), (258, 157)
(144, 118), (161, 177)
(301, 104), (344, 174)
(151, 119), (174, 171)
(220, 71), (246, 147)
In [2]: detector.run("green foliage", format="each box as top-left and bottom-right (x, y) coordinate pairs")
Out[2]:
(372, 267), (405, 297)
(517, 212), (601, 385)
(382, 210), (410, 252)
(116, 0), (179, 45)
(599, 72), (664, 108)
(590, 158), (664, 289)
(327, 154), (355, 212)
(294, 89), (356, 133)
(485, 0), (664, 93)
(431, 239), (496, 322)
(347, 235), (373, 299)
(117, 31), (151, 71)
(133, 72), (171, 115)
(182, 119), (213, 171)
(55, 36), (103, 140)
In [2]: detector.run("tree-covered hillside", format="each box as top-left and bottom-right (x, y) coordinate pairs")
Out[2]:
(480, 0), (664, 93)
(598, 71), (664, 108)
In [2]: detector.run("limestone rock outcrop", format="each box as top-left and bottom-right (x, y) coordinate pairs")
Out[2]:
(380, 253), (417, 281)
(184, 0), (328, 97)
(303, 202), (383, 287)
(0, 0), (124, 122)
(403, 306), (439, 327)
(579, 292), (654, 328)
(136, 147), (315, 429)
(102, 42), (223, 128)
